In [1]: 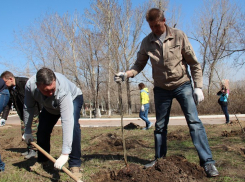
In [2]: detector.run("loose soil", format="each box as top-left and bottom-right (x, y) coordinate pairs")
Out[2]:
(91, 155), (206, 182)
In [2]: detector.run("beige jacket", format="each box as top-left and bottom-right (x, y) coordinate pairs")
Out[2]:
(130, 25), (203, 90)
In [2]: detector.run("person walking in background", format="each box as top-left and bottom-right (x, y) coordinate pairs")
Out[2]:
(0, 77), (10, 172)
(114, 8), (219, 177)
(1, 71), (40, 159)
(138, 83), (153, 130)
(22, 67), (83, 178)
(217, 85), (229, 124)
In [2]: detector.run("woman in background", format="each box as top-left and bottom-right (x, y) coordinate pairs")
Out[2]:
(217, 85), (229, 124)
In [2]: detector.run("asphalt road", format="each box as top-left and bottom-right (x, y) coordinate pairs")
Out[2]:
(4, 113), (245, 127)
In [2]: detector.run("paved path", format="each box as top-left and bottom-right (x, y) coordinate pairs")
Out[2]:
(4, 113), (245, 127)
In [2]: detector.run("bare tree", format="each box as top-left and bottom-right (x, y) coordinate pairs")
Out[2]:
(191, 0), (240, 95)
(229, 11), (245, 67)
(110, 0), (148, 114)
(84, 0), (119, 116)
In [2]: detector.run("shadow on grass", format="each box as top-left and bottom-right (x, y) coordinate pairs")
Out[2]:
(82, 153), (152, 165)
(12, 158), (60, 182)
(6, 147), (28, 153)
(12, 157), (36, 171)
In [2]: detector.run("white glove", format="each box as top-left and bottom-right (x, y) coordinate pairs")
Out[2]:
(141, 105), (145, 111)
(193, 88), (204, 105)
(114, 72), (127, 83)
(54, 154), (69, 169)
(0, 119), (5, 126)
(22, 133), (34, 144)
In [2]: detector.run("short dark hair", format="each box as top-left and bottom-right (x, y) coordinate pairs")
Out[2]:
(1, 71), (14, 79)
(36, 67), (56, 85)
(146, 8), (165, 22)
(138, 83), (145, 90)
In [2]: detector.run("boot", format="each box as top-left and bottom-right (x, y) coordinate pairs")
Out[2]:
(70, 167), (83, 178)
(30, 161), (52, 172)
(24, 149), (36, 159)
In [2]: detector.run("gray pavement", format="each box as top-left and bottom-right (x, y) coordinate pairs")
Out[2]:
(4, 113), (245, 127)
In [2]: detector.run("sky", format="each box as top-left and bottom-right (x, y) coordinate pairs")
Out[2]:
(0, 0), (244, 82)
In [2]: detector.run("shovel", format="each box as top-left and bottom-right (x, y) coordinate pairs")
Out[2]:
(30, 142), (83, 182)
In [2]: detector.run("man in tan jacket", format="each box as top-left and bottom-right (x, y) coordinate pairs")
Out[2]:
(114, 8), (219, 177)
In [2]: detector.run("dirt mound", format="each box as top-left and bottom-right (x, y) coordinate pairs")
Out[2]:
(222, 129), (245, 137)
(91, 155), (206, 182)
(85, 133), (149, 152)
(229, 120), (243, 126)
(124, 122), (141, 130)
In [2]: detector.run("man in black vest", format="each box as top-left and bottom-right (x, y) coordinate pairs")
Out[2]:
(1, 71), (40, 159)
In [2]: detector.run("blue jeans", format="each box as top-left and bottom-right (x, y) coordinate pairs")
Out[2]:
(139, 103), (151, 127)
(37, 94), (83, 167)
(153, 82), (214, 166)
(221, 105), (229, 122)
(0, 89), (9, 171)
(0, 154), (5, 171)
(0, 89), (10, 113)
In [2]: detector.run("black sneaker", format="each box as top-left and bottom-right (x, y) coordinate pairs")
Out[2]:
(144, 160), (156, 169)
(204, 163), (219, 177)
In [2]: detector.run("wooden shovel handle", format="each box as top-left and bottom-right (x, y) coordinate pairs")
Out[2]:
(30, 142), (83, 182)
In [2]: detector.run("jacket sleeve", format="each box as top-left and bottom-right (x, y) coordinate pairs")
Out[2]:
(130, 39), (149, 77)
(217, 91), (222, 96)
(59, 93), (74, 154)
(181, 32), (203, 88)
(23, 81), (39, 134)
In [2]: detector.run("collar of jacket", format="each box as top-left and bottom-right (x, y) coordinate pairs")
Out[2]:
(149, 24), (174, 43)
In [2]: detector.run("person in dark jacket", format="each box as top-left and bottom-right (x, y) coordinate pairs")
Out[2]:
(217, 85), (229, 124)
(0, 77), (10, 171)
(1, 71), (40, 159)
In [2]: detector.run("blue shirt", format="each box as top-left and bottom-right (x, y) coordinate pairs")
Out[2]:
(217, 91), (229, 102)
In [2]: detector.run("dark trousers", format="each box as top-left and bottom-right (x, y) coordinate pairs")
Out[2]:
(37, 95), (83, 167)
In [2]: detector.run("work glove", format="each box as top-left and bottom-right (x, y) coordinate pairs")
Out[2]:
(0, 119), (5, 126)
(141, 105), (145, 112)
(54, 154), (69, 169)
(193, 88), (204, 105)
(22, 133), (34, 144)
(114, 72), (127, 83)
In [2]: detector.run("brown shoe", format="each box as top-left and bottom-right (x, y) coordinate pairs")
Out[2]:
(30, 162), (42, 172)
(70, 167), (83, 178)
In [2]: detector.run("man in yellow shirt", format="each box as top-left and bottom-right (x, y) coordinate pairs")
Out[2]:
(139, 83), (153, 130)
